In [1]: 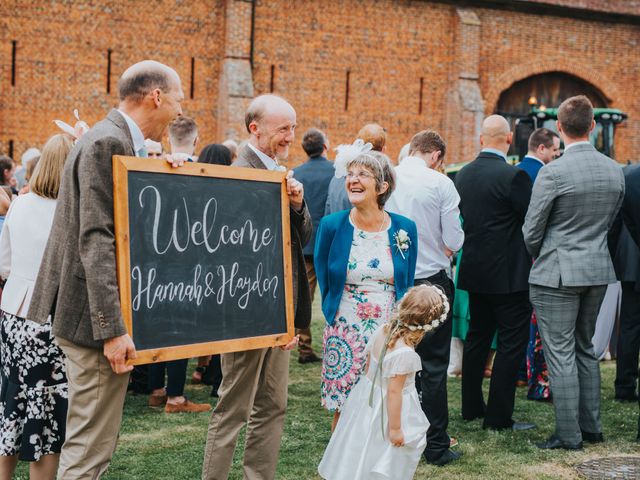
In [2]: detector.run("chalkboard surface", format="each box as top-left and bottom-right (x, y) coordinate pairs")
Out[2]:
(113, 157), (294, 364)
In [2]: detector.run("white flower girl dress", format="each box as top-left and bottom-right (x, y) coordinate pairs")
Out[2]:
(318, 325), (430, 480)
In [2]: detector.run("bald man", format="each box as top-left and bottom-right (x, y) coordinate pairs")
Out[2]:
(454, 115), (535, 431)
(202, 94), (312, 480)
(28, 60), (184, 479)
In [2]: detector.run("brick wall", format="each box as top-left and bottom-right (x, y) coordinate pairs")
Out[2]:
(1, 0), (639, 166)
(0, 0), (225, 162)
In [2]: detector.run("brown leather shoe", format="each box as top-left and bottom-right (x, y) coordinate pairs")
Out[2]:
(165, 398), (212, 413)
(148, 393), (167, 407)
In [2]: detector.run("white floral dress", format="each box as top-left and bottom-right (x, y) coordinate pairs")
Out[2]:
(0, 313), (68, 461)
(321, 223), (396, 411)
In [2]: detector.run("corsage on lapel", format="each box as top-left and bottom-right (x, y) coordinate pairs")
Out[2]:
(393, 229), (411, 259)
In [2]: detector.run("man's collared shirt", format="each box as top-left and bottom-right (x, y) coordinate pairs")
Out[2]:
(117, 109), (145, 156)
(563, 140), (591, 152)
(481, 148), (508, 161)
(248, 142), (278, 171)
(386, 156), (464, 279)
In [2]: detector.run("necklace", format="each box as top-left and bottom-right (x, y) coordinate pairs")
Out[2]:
(351, 209), (387, 232)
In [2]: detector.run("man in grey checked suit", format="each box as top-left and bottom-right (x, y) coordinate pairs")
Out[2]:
(28, 60), (184, 478)
(523, 95), (625, 450)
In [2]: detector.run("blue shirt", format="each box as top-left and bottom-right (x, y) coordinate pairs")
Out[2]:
(481, 148), (507, 161)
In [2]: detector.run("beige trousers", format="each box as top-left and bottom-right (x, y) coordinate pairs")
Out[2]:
(202, 347), (289, 480)
(56, 337), (130, 480)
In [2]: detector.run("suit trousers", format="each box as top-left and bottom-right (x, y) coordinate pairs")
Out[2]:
(530, 284), (607, 444)
(414, 272), (454, 460)
(615, 282), (640, 398)
(461, 292), (531, 428)
(148, 358), (189, 397)
(202, 347), (289, 480)
(55, 337), (130, 480)
(296, 256), (317, 358)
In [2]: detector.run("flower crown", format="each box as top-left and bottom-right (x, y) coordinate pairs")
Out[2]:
(397, 285), (449, 333)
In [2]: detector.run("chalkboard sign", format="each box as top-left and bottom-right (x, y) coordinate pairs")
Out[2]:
(113, 156), (294, 365)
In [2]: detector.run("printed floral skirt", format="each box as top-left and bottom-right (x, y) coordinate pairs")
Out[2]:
(0, 312), (68, 461)
(526, 311), (551, 402)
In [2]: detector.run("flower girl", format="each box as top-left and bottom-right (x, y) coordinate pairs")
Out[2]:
(318, 284), (449, 480)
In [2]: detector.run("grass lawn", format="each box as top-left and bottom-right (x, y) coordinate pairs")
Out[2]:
(15, 298), (639, 479)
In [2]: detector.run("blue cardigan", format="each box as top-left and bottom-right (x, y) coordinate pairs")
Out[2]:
(314, 210), (418, 326)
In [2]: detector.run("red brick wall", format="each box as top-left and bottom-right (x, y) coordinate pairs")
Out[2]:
(477, 7), (640, 163)
(0, 1), (225, 163)
(1, 0), (639, 166)
(251, 0), (640, 165)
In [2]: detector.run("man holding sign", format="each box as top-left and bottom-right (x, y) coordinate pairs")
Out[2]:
(28, 60), (184, 479)
(202, 95), (312, 480)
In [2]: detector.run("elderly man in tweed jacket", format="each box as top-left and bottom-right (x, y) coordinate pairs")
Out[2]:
(28, 60), (184, 479)
(523, 95), (625, 451)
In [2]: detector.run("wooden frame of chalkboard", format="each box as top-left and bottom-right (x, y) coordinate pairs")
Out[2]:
(113, 155), (295, 365)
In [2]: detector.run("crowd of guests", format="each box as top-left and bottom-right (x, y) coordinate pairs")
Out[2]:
(0, 58), (638, 480)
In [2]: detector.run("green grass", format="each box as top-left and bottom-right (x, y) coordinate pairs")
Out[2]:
(14, 297), (640, 479)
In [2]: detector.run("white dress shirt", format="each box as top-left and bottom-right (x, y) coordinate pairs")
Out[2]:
(117, 109), (146, 156)
(248, 142), (279, 170)
(386, 156), (464, 279)
(0, 193), (57, 317)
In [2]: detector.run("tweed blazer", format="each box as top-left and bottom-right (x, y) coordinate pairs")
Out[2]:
(523, 143), (625, 288)
(314, 210), (418, 326)
(28, 109), (135, 348)
(233, 145), (313, 329)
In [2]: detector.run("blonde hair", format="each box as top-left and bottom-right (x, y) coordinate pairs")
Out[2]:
(384, 285), (446, 348)
(30, 134), (73, 199)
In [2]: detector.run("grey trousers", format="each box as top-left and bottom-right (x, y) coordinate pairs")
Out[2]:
(530, 284), (607, 445)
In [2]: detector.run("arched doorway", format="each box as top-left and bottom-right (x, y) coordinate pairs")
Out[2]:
(495, 72), (609, 157)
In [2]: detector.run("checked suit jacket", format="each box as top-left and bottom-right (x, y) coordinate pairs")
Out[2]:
(523, 143), (625, 288)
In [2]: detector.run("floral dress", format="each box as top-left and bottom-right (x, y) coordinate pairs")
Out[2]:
(321, 223), (396, 412)
(0, 313), (68, 461)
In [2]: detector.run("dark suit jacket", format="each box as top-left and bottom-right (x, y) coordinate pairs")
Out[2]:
(314, 210), (418, 326)
(234, 146), (313, 329)
(615, 164), (640, 291)
(292, 155), (334, 256)
(623, 164), (640, 247)
(455, 151), (533, 294)
(28, 110), (134, 348)
(324, 175), (351, 216)
(517, 156), (544, 183)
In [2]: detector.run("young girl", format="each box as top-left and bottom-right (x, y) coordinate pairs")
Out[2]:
(318, 284), (449, 480)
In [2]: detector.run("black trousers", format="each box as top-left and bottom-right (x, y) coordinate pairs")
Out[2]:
(414, 272), (454, 460)
(461, 291), (531, 428)
(615, 282), (640, 397)
(148, 359), (189, 397)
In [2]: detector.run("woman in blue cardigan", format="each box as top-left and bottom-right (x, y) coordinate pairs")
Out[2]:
(314, 147), (418, 430)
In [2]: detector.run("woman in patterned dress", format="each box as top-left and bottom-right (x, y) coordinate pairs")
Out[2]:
(0, 134), (73, 479)
(315, 147), (417, 430)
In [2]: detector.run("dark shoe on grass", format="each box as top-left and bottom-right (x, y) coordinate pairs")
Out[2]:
(581, 430), (604, 443)
(536, 435), (582, 450)
(426, 449), (462, 466)
(298, 352), (321, 364)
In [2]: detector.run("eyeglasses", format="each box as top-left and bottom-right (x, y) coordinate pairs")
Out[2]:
(346, 170), (375, 181)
